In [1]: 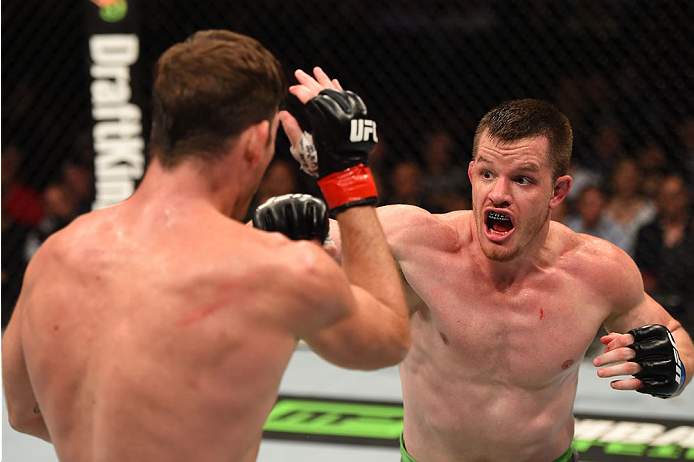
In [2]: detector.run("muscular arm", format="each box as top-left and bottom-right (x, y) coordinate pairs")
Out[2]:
(329, 204), (461, 316)
(329, 204), (455, 259)
(2, 295), (51, 442)
(302, 206), (410, 369)
(593, 244), (694, 396)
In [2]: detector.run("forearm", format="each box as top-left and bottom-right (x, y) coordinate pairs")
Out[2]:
(337, 206), (407, 320)
(670, 323), (693, 393)
(281, 75), (410, 366)
(307, 206), (409, 368)
(644, 309), (693, 393)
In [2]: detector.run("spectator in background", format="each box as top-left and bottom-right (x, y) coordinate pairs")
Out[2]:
(576, 121), (626, 183)
(1, 213), (26, 328)
(61, 160), (94, 216)
(676, 116), (694, 186)
(565, 158), (601, 203)
(384, 159), (425, 206)
(604, 157), (656, 256)
(2, 145), (43, 228)
(634, 174), (694, 334)
(426, 188), (471, 213)
(564, 185), (628, 252)
(23, 182), (79, 263)
(554, 76), (587, 145)
(637, 143), (670, 201)
(420, 131), (470, 212)
(581, 73), (614, 126)
(2, 145), (43, 328)
(367, 138), (391, 202)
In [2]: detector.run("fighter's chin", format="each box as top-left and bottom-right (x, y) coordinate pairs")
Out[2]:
(480, 241), (524, 262)
(478, 228), (518, 260)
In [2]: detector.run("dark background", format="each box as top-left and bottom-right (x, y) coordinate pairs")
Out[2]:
(3, 0), (694, 325)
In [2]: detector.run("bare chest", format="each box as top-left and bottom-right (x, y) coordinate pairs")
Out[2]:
(403, 257), (607, 386)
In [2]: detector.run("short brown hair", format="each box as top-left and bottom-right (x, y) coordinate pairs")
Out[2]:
(150, 30), (286, 167)
(472, 99), (573, 180)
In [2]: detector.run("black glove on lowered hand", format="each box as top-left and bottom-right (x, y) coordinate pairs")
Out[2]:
(628, 324), (686, 398)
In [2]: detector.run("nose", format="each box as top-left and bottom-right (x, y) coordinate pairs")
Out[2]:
(489, 177), (512, 208)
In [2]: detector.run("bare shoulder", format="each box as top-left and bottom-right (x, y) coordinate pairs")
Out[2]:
(255, 232), (342, 283)
(25, 212), (97, 272)
(238, 228), (352, 331)
(552, 221), (643, 309)
(235, 221), (346, 282)
(376, 204), (467, 254)
(17, 212), (111, 324)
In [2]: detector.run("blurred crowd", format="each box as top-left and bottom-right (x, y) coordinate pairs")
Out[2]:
(6, 111), (692, 333)
(2, 143), (95, 327)
(4, 0), (692, 334)
(246, 113), (694, 335)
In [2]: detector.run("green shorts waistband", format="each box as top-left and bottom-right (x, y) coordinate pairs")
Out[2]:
(399, 433), (576, 462)
(399, 433), (417, 462)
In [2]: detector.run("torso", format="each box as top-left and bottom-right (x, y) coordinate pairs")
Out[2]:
(19, 200), (319, 462)
(396, 210), (612, 462)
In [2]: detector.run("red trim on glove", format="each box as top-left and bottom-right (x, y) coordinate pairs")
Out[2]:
(317, 164), (378, 210)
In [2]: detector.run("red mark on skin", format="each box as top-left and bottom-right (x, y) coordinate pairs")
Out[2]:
(440, 332), (449, 345)
(561, 359), (574, 370)
(539, 309), (544, 320)
(177, 300), (227, 326)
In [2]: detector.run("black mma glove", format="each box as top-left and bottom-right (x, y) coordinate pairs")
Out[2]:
(628, 324), (686, 398)
(288, 89), (378, 214)
(252, 194), (329, 244)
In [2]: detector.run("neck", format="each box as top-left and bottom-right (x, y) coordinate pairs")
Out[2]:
(130, 156), (248, 220)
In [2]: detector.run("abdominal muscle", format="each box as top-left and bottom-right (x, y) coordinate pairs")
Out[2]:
(399, 328), (580, 462)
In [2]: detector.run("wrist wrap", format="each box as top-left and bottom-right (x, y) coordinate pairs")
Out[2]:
(316, 164), (377, 214)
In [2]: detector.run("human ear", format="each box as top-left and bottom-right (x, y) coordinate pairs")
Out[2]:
(244, 120), (271, 164)
(549, 175), (572, 209)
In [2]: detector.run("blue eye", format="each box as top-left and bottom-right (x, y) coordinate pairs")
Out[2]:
(482, 171), (493, 179)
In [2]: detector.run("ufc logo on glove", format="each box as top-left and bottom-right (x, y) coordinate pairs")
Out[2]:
(350, 119), (378, 143)
(288, 89), (379, 214)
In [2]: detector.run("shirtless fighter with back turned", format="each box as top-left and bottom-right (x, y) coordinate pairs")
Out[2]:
(2, 31), (409, 462)
(281, 68), (693, 462)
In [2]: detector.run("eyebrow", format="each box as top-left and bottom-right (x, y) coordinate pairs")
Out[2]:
(517, 163), (540, 173)
(476, 156), (541, 173)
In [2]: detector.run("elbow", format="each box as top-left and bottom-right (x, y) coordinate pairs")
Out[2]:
(392, 313), (412, 359)
(366, 300), (411, 369)
(7, 403), (29, 434)
(390, 324), (412, 365)
(359, 325), (411, 371)
(6, 402), (49, 441)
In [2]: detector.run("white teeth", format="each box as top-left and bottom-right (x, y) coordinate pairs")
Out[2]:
(488, 211), (510, 221)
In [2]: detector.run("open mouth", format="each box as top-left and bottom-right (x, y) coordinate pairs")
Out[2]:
(486, 210), (514, 235)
